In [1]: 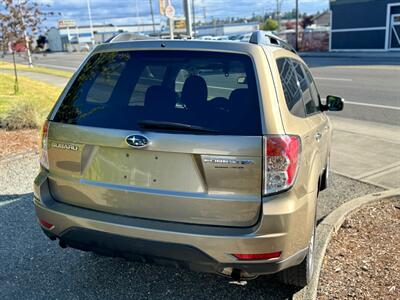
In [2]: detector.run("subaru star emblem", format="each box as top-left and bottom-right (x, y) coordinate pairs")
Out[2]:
(125, 135), (149, 148)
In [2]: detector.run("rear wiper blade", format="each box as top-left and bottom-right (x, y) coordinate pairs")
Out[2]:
(138, 120), (218, 133)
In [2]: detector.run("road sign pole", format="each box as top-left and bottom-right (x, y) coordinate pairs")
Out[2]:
(17, 0), (33, 68)
(165, 2), (175, 39)
(169, 18), (174, 39)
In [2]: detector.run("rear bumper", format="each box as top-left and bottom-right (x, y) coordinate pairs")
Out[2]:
(34, 172), (316, 278)
(41, 226), (307, 277)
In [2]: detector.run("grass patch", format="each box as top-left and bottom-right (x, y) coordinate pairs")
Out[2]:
(0, 60), (73, 78)
(0, 73), (62, 130)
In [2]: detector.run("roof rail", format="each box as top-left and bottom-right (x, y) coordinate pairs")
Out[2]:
(249, 30), (297, 54)
(107, 32), (154, 43)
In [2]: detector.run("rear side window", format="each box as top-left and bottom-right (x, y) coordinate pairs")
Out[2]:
(53, 51), (262, 135)
(292, 60), (319, 115)
(276, 58), (305, 118)
(303, 67), (321, 113)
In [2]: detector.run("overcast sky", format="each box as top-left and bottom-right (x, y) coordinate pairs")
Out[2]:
(39, 0), (329, 27)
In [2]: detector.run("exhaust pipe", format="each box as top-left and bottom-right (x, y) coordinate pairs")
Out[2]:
(229, 269), (248, 286)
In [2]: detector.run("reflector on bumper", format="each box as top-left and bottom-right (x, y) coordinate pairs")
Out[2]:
(233, 251), (281, 261)
(38, 218), (55, 230)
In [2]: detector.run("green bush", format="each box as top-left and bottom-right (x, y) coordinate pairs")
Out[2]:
(0, 73), (61, 131)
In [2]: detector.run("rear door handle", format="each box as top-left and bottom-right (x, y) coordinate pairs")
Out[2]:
(315, 132), (322, 141)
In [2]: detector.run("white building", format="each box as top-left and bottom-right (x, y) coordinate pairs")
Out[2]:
(47, 23), (161, 52)
(196, 22), (260, 37)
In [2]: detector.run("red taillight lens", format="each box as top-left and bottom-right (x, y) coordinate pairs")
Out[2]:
(233, 251), (281, 261)
(38, 218), (54, 230)
(264, 135), (301, 195)
(40, 120), (49, 170)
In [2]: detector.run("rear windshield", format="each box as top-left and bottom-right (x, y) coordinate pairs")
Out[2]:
(53, 50), (262, 135)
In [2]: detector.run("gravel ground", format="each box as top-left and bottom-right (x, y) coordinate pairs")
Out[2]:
(0, 154), (383, 299)
(0, 129), (39, 160)
(318, 198), (400, 299)
(316, 175), (383, 221)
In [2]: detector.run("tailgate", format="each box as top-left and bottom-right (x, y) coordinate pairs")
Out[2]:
(47, 123), (263, 227)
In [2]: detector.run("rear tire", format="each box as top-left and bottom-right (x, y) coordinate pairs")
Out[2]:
(277, 223), (316, 287)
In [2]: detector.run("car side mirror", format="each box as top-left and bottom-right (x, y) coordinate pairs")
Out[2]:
(324, 95), (344, 111)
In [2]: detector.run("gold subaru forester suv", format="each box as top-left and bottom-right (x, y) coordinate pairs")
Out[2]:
(34, 31), (344, 287)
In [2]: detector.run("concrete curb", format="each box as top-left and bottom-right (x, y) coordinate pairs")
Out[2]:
(293, 188), (400, 300)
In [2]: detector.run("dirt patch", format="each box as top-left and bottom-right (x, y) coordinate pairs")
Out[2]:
(318, 198), (400, 299)
(0, 129), (39, 160)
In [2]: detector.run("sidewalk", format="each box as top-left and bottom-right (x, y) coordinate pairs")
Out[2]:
(0, 69), (69, 88)
(330, 116), (400, 189)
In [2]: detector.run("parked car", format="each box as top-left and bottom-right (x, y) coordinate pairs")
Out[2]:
(34, 31), (344, 287)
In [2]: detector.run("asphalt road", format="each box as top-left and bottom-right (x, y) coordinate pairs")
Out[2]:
(303, 57), (400, 126)
(3, 51), (399, 125)
(0, 153), (382, 300)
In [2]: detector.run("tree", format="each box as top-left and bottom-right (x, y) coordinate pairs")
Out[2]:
(0, 0), (53, 93)
(301, 15), (314, 29)
(262, 18), (278, 31)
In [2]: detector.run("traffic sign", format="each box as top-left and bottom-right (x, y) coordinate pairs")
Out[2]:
(159, 0), (167, 15)
(58, 19), (76, 28)
(165, 5), (175, 19)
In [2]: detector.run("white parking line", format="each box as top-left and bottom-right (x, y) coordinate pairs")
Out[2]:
(314, 77), (353, 82)
(0, 199), (21, 207)
(345, 101), (400, 111)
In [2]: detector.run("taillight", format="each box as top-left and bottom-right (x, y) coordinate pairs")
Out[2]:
(40, 120), (49, 170)
(263, 135), (301, 195)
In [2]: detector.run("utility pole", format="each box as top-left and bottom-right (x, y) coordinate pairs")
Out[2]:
(192, 0), (196, 37)
(149, 0), (156, 34)
(295, 0), (299, 51)
(183, 0), (193, 38)
(276, 0), (280, 32)
(86, 0), (95, 46)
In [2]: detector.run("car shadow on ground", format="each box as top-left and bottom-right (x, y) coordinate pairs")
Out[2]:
(0, 192), (300, 299)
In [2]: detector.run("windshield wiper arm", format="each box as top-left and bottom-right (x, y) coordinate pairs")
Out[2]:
(138, 120), (218, 133)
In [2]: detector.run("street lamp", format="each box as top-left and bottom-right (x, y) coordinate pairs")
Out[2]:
(149, 0), (156, 34)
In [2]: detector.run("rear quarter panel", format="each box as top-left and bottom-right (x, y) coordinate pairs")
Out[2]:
(267, 48), (322, 196)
